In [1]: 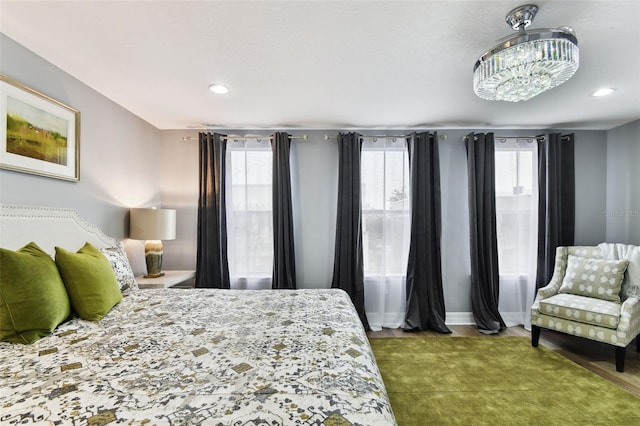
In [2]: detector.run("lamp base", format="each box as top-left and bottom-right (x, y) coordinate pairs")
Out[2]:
(143, 272), (165, 278)
(144, 240), (164, 278)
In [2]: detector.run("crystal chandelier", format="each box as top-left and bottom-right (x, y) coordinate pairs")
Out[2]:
(473, 4), (579, 102)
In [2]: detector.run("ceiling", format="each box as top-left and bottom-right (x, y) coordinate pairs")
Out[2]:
(1, 0), (639, 131)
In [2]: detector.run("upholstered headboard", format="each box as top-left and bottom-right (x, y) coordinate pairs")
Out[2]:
(0, 205), (116, 255)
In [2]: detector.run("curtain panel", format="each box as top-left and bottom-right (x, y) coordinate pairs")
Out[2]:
(494, 138), (539, 329)
(465, 132), (506, 334)
(331, 132), (369, 330)
(536, 133), (575, 289)
(361, 137), (410, 331)
(195, 132), (230, 288)
(271, 132), (297, 289)
(404, 132), (450, 333)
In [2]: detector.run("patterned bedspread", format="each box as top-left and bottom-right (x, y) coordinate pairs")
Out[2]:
(0, 288), (396, 425)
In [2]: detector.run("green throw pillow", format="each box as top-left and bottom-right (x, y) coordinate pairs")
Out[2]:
(559, 255), (628, 302)
(0, 242), (71, 344)
(55, 242), (122, 321)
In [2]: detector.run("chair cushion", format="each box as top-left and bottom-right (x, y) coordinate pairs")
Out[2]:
(558, 255), (628, 302)
(538, 293), (621, 330)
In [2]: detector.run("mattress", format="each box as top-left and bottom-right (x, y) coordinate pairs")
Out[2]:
(0, 288), (396, 425)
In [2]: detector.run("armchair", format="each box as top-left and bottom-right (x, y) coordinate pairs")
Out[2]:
(530, 244), (640, 372)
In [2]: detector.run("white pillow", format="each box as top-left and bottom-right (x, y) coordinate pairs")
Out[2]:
(559, 255), (628, 302)
(99, 242), (138, 292)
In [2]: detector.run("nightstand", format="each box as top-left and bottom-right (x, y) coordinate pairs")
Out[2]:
(136, 270), (195, 289)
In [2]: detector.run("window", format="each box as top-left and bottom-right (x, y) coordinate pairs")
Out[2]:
(225, 139), (273, 289)
(494, 138), (538, 326)
(495, 141), (535, 276)
(361, 138), (411, 330)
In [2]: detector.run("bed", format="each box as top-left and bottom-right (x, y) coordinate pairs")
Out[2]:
(0, 205), (396, 425)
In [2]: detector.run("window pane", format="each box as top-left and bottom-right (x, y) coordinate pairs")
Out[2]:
(362, 151), (384, 210)
(230, 151), (246, 185)
(246, 151), (271, 184)
(363, 212), (384, 273)
(495, 151), (516, 195)
(385, 151), (409, 211)
(383, 212), (411, 273)
(246, 211), (273, 274)
(496, 197), (532, 274)
(518, 151), (533, 195)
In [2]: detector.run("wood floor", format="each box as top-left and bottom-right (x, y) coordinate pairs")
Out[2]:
(367, 325), (640, 398)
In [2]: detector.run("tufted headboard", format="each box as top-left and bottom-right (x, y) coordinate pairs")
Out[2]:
(0, 204), (116, 255)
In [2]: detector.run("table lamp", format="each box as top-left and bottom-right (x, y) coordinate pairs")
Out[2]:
(129, 207), (176, 278)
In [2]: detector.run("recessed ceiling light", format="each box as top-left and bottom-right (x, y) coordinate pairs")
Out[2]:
(209, 84), (229, 94)
(591, 88), (615, 97)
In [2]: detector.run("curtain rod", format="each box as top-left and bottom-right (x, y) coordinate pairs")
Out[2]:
(495, 135), (544, 142)
(182, 134), (308, 141)
(462, 135), (571, 142)
(324, 133), (448, 140)
(462, 135), (544, 142)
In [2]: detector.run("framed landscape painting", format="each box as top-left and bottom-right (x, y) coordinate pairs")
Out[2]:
(0, 74), (80, 181)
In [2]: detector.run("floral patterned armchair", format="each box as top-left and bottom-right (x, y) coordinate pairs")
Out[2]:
(530, 244), (640, 372)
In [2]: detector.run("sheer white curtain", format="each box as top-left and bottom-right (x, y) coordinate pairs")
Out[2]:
(225, 138), (273, 290)
(361, 137), (411, 331)
(495, 139), (538, 328)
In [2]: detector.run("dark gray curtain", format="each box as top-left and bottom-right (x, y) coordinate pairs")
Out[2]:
(404, 132), (450, 333)
(331, 132), (369, 330)
(271, 132), (297, 289)
(536, 133), (575, 288)
(195, 132), (230, 288)
(465, 132), (506, 334)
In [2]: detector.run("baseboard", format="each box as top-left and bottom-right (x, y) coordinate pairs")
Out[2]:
(445, 312), (529, 328)
(368, 311), (523, 327)
(445, 312), (474, 325)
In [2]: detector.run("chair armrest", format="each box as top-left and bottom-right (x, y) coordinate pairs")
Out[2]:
(536, 285), (557, 301)
(535, 247), (569, 301)
(618, 296), (640, 343)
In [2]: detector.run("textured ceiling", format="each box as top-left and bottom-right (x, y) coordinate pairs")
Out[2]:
(1, 0), (639, 130)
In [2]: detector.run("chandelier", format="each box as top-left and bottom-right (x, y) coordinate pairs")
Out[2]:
(473, 4), (579, 102)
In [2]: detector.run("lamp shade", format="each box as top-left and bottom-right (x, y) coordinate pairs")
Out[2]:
(129, 208), (176, 241)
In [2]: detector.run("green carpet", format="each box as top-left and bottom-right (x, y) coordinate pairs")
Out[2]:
(370, 337), (640, 425)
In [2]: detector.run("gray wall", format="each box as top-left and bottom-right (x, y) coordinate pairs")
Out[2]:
(0, 35), (161, 273)
(572, 130), (608, 245)
(159, 130), (199, 271)
(606, 119), (640, 244)
(159, 129), (609, 314)
(439, 130), (472, 312)
(289, 131), (339, 289)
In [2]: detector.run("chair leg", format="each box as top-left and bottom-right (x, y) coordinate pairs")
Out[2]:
(615, 346), (625, 373)
(531, 325), (540, 347)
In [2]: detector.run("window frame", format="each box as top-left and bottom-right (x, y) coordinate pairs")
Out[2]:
(225, 139), (274, 285)
(360, 138), (411, 279)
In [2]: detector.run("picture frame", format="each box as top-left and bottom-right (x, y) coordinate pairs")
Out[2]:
(0, 74), (80, 181)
